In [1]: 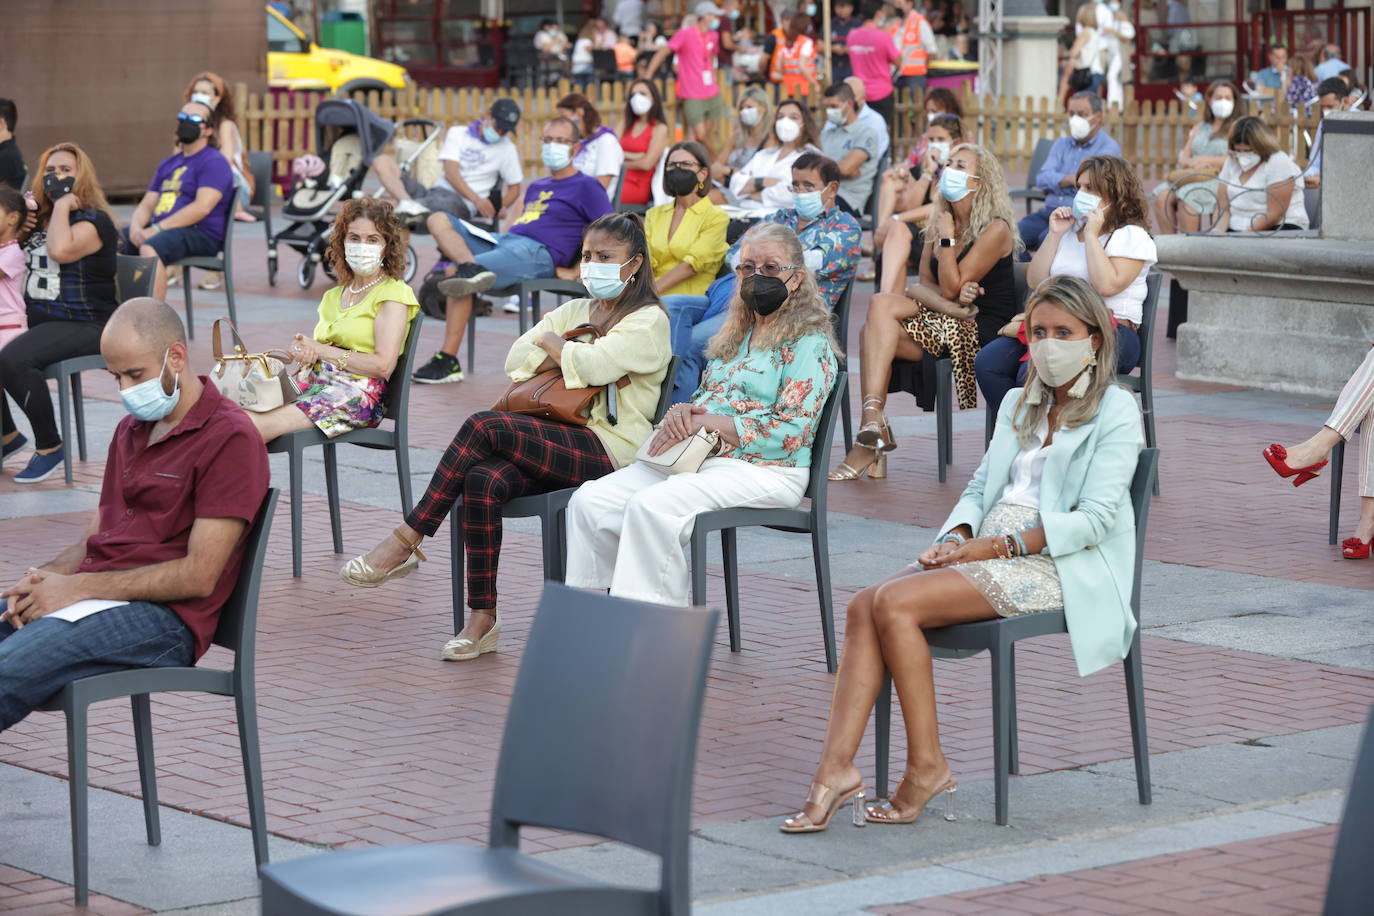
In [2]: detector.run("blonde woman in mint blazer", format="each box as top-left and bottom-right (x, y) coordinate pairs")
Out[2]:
(781, 275), (1143, 835)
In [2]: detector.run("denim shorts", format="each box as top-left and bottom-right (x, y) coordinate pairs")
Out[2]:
(120, 223), (221, 263)
(443, 214), (554, 289)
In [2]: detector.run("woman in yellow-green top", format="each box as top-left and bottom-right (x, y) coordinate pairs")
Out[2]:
(340, 213), (671, 664)
(247, 198), (419, 442)
(645, 140), (729, 297)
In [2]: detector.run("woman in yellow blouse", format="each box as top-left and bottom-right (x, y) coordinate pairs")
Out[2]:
(645, 141), (729, 297)
(247, 198), (418, 443)
(341, 213), (672, 662)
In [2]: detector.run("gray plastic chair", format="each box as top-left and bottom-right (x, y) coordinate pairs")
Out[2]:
(246, 151), (277, 284)
(42, 255), (159, 485)
(448, 357), (680, 632)
(1009, 138), (1053, 215)
(170, 206), (239, 340)
(611, 165), (649, 215)
(872, 449), (1158, 825)
(985, 261), (1032, 447)
(38, 489), (278, 906)
(1323, 702), (1374, 915)
(260, 583), (719, 916)
(1117, 273), (1162, 495)
(831, 280), (857, 452)
(466, 278), (589, 370)
(267, 316), (423, 577)
(688, 372), (848, 672)
(858, 150), (891, 232)
(1328, 434), (1356, 546)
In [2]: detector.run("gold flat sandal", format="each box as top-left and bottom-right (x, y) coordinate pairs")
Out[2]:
(441, 609), (500, 661)
(339, 526), (427, 588)
(780, 781), (866, 834)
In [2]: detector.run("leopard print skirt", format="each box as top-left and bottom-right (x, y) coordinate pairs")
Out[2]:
(899, 308), (980, 409)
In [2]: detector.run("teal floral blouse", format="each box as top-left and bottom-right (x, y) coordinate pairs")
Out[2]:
(692, 329), (838, 468)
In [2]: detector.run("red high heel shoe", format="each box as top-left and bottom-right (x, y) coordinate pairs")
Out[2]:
(1342, 537), (1372, 560)
(1262, 444), (1328, 487)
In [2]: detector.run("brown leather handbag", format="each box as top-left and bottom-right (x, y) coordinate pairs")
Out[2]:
(493, 323), (630, 426)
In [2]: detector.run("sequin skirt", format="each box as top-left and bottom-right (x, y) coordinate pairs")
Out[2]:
(293, 361), (388, 439)
(951, 503), (1063, 618)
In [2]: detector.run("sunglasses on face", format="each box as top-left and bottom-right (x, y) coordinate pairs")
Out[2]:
(178, 113), (207, 124)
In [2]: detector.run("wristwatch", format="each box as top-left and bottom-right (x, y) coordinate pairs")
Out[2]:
(939, 237), (957, 248)
(754, 177), (765, 193)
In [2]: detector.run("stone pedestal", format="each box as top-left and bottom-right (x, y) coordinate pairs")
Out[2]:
(1002, 16), (1068, 104)
(1319, 111), (1374, 243)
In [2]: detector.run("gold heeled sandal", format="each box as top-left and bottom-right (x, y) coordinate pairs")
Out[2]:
(780, 781), (866, 834)
(829, 446), (887, 481)
(339, 526), (427, 588)
(441, 608), (501, 661)
(855, 396), (897, 453)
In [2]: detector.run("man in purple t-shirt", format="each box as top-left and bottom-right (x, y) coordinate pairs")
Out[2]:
(119, 100), (234, 299)
(645, 2), (725, 158)
(409, 116), (612, 384)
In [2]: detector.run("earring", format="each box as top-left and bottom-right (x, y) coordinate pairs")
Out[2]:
(1067, 361), (1094, 399)
(1025, 376), (1044, 405)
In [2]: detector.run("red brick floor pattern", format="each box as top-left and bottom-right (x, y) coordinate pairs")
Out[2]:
(868, 824), (1337, 915)
(0, 864), (147, 916)
(2, 498), (1372, 855)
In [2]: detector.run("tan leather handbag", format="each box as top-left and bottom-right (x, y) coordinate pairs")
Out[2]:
(493, 323), (629, 426)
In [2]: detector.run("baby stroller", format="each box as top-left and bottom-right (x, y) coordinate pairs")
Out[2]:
(268, 98), (439, 288)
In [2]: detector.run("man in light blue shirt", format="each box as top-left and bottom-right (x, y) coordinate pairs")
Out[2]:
(1017, 92), (1122, 251)
(1314, 44), (1351, 82)
(1253, 43), (1289, 96)
(1303, 77), (1356, 189)
(843, 76), (892, 160)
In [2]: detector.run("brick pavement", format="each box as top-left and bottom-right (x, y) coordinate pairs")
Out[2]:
(869, 824), (1337, 915)
(1, 230), (1369, 911)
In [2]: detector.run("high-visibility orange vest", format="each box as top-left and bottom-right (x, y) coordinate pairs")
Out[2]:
(769, 34), (816, 95)
(889, 11), (929, 77)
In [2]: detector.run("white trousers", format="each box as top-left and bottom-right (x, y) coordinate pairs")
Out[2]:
(564, 457), (810, 607)
(1326, 347), (1374, 498)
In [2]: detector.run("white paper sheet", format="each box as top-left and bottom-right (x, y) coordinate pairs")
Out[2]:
(459, 219), (500, 246)
(48, 599), (128, 623)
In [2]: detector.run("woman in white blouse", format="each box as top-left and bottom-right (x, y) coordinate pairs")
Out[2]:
(727, 99), (822, 210)
(976, 155), (1157, 417)
(558, 91), (625, 195)
(1213, 116), (1308, 233)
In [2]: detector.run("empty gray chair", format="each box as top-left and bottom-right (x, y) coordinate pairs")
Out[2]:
(43, 254), (159, 484)
(1322, 702), (1374, 915)
(872, 449), (1158, 825)
(1009, 138), (1053, 215)
(169, 209), (239, 339)
(688, 372), (848, 672)
(260, 583), (719, 916)
(39, 489), (278, 906)
(267, 316), (424, 577)
(448, 357), (681, 632)
(246, 151), (278, 285)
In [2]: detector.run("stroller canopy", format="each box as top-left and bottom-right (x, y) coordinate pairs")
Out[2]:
(314, 99), (396, 167)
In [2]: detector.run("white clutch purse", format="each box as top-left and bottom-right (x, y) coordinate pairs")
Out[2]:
(635, 428), (721, 475)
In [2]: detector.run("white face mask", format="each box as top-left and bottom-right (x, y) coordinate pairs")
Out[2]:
(630, 93), (653, 116)
(1029, 336), (1096, 388)
(1068, 114), (1092, 141)
(1209, 97), (1234, 119)
(739, 107), (761, 127)
(927, 140), (951, 163)
(775, 117), (801, 143)
(344, 241), (385, 277)
(825, 106), (845, 125)
(1234, 150), (1261, 171)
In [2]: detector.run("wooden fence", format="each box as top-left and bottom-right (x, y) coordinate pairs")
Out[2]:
(237, 79), (1320, 192)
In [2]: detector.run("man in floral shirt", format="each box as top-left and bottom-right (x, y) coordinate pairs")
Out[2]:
(664, 151), (860, 403)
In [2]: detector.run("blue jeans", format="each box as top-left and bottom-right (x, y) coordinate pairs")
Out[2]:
(443, 215), (555, 288)
(119, 224), (221, 263)
(664, 295), (729, 404)
(974, 325), (1142, 417)
(0, 600), (194, 731)
(1017, 206), (1053, 253)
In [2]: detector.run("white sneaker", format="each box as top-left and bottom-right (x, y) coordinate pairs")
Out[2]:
(502, 296), (522, 314)
(395, 199), (430, 217)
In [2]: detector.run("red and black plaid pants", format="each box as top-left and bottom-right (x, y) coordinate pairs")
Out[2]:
(405, 410), (614, 611)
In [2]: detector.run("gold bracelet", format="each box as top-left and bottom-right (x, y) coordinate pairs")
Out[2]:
(335, 351), (349, 373)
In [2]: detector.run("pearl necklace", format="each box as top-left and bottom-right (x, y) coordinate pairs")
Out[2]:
(342, 273), (383, 309)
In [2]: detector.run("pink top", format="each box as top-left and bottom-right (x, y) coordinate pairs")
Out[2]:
(845, 26), (901, 102)
(0, 240), (26, 328)
(668, 25), (720, 100)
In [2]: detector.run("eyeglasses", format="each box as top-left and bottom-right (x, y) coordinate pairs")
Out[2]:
(735, 262), (797, 278)
(540, 136), (576, 146)
(178, 113), (206, 124)
(666, 160), (702, 170)
(788, 182), (823, 193)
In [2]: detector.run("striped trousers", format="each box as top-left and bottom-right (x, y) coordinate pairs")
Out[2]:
(1325, 346), (1374, 498)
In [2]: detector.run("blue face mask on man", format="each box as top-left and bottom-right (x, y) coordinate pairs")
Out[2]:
(121, 349), (181, 422)
(542, 141), (573, 171)
(482, 124), (502, 144)
(794, 188), (826, 220)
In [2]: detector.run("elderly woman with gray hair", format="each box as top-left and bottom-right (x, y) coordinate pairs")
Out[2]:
(564, 221), (839, 606)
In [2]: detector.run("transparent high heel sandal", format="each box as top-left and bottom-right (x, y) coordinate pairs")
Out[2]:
(865, 775), (958, 825)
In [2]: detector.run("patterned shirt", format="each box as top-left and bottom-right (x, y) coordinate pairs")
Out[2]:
(693, 328), (837, 468)
(22, 207), (119, 323)
(727, 206), (862, 312)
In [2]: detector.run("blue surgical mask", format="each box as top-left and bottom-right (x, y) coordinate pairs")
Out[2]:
(482, 125), (502, 143)
(121, 349), (181, 421)
(580, 257), (636, 300)
(1072, 189), (1102, 221)
(542, 141), (573, 171)
(805, 3), (818, 15)
(938, 168), (974, 202)
(794, 189), (825, 220)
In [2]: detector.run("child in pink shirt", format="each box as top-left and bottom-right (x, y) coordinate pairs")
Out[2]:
(0, 189), (29, 350)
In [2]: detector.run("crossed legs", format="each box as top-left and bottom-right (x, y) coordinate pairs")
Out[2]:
(833, 294), (924, 474)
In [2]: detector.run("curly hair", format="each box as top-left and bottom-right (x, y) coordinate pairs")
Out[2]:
(184, 72), (238, 127)
(923, 142), (1024, 254)
(706, 222), (840, 361)
(1077, 155), (1149, 235)
(29, 142), (117, 231)
(1011, 275), (1121, 448)
(325, 198), (407, 285)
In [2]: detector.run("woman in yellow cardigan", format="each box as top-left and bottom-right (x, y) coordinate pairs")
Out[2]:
(783, 275), (1143, 833)
(645, 140), (729, 297)
(341, 213), (671, 661)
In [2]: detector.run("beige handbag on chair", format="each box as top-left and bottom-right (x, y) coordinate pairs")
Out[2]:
(210, 319), (299, 413)
(635, 427), (722, 475)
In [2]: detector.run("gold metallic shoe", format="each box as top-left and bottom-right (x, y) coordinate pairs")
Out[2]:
(339, 527), (426, 588)
(440, 609), (500, 661)
(829, 444), (886, 481)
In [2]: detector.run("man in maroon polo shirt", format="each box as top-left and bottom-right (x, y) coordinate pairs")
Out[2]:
(0, 297), (269, 731)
